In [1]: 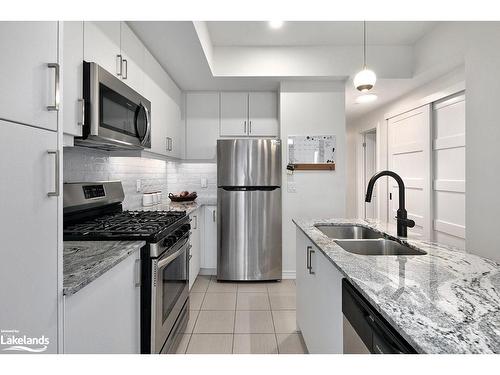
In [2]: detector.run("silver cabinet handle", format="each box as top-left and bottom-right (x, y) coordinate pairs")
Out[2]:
(47, 63), (60, 111)
(116, 54), (123, 76)
(306, 246), (315, 274)
(47, 150), (60, 197)
(134, 258), (141, 287)
(122, 58), (128, 79)
(249, 120), (252, 134)
(244, 120), (247, 134)
(193, 215), (198, 229)
(166, 137), (173, 152)
(212, 210), (216, 222)
(77, 98), (85, 126)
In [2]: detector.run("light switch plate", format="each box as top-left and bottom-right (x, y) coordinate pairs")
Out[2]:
(200, 177), (208, 188)
(287, 181), (297, 193)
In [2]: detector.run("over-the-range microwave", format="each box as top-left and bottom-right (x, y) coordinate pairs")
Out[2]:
(75, 61), (151, 150)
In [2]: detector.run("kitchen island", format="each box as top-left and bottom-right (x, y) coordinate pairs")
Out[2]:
(293, 218), (500, 354)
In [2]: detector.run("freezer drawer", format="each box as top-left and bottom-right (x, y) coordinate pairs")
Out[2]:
(217, 187), (282, 281)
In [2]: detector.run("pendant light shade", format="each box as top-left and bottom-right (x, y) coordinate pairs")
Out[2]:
(354, 21), (377, 92)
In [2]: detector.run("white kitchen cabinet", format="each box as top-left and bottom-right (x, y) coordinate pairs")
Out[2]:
(83, 21), (121, 77)
(0, 21), (59, 131)
(220, 92), (249, 136)
(296, 229), (344, 353)
(62, 21), (84, 137)
(119, 22), (145, 93)
(0, 120), (59, 353)
(248, 92), (279, 136)
(202, 206), (217, 271)
(189, 209), (201, 289)
(64, 250), (141, 353)
(185, 92), (220, 160)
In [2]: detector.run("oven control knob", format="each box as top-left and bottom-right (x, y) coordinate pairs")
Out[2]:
(163, 236), (176, 247)
(181, 223), (191, 232)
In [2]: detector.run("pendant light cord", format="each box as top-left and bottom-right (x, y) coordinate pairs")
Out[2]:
(363, 20), (366, 68)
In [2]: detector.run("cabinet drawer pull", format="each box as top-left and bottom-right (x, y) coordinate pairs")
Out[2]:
(77, 98), (85, 126)
(47, 150), (60, 197)
(122, 58), (128, 79)
(116, 54), (123, 76)
(47, 63), (60, 111)
(134, 258), (141, 287)
(307, 246), (315, 275)
(244, 120), (247, 134)
(249, 120), (252, 134)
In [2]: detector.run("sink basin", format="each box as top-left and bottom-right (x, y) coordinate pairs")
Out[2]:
(335, 239), (426, 256)
(314, 224), (384, 240)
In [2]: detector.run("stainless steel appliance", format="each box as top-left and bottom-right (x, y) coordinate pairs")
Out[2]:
(342, 279), (416, 354)
(63, 181), (190, 354)
(217, 139), (282, 281)
(76, 62), (151, 150)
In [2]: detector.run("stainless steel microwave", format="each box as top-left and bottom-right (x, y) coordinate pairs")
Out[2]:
(75, 61), (151, 150)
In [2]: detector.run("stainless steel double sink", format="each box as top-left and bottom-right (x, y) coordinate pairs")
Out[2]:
(314, 224), (426, 256)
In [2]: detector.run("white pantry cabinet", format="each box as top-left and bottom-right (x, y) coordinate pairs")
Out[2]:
(0, 120), (59, 353)
(202, 206), (217, 271)
(185, 92), (220, 160)
(0, 21), (59, 131)
(62, 21), (84, 137)
(296, 229), (343, 353)
(189, 209), (201, 289)
(64, 250), (141, 353)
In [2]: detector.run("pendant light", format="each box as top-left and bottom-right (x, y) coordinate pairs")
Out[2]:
(354, 21), (377, 92)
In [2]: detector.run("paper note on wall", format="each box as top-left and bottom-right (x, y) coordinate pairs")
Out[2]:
(288, 135), (336, 164)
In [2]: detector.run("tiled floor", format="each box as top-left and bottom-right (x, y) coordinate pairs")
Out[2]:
(176, 275), (308, 354)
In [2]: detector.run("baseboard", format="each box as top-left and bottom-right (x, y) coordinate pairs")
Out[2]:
(199, 268), (216, 276)
(282, 271), (296, 280)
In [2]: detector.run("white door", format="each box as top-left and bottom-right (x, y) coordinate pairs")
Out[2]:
(363, 130), (377, 219)
(0, 120), (59, 353)
(432, 92), (466, 249)
(248, 92), (279, 136)
(0, 21), (58, 131)
(120, 22), (144, 93)
(202, 206), (217, 271)
(62, 21), (84, 137)
(220, 92), (248, 136)
(83, 21), (121, 76)
(388, 105), (431, 238)
(185, 92), (220, 159)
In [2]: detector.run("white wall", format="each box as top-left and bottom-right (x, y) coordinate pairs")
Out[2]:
(280, 81), (346, 277)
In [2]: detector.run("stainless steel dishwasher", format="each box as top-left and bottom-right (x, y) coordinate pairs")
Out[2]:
(342, 279), (417, 354)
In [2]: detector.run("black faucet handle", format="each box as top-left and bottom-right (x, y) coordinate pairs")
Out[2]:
(396, 217), (415, 228)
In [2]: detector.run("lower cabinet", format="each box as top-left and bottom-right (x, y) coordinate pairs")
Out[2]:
(296, 229), (344, 353)
(201, 206), (217, 272)
(64, 250), (141, 353)
(189, 209), (201, 289)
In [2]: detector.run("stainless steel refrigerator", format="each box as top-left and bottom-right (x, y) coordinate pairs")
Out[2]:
(217, 139), (282, 281)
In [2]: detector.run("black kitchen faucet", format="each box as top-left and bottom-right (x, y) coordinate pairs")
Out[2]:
(365, 170), (415, 237)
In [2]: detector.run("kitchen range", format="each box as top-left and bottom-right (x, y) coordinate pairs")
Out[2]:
(63, 181), (191, 354)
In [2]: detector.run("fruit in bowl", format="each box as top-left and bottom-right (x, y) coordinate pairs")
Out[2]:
(168, 191), (197, 202)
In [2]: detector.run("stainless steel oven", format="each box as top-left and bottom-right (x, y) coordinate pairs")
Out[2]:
(76, 61), (151, 150)
(151, 232), (190, 354)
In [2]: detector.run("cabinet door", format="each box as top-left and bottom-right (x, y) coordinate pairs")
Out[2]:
(248, 92), (279, 136)
(0, 21), (58, 131)
(220, 92), (248, 136)
(202, 206), (217, 270)
(189, 211), (201, 289)
(0, 120), (59, 353)
(64, 250), (141, 353)
(186, 92), (219, 159)
(120, 22), (144, 93)
(62, 21), (84, 137)
(83, 21), (121, 76)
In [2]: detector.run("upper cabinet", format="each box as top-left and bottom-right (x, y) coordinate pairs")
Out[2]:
(0, 21), (59, 131)
(120, 22), (145, 93)
(185, 92), (220, 160)
(220, 92), (279, 137)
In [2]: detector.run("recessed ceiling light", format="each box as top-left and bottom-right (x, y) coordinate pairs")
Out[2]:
(269, 21), (284, 29)
(355, 94), (378, 104)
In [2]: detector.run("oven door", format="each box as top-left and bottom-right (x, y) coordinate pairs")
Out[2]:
(151, 236), (190, 353)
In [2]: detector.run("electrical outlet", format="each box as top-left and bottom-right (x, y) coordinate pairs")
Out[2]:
(200, 177), (208, 189)
(136, 179), (142, 192)
(287, 181), (297, 193)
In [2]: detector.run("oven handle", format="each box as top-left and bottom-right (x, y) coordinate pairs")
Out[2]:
(157, 242), (191, 270)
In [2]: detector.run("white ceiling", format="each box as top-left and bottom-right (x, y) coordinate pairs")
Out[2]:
(207, 21), (436, 47)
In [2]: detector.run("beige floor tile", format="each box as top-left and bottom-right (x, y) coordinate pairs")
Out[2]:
(234, 310), (274, 333)
(267, 280), (296, 294)
(237, 283), (269, 293)
(173, 334), (191, 354)
(276, 333), (308, 354)
(201, 292), (237, 310)
(207, 280), (238, 293)
(191, 275), (211, 293)
(272, 310), (299, 333)
(186, 334), (233, 354)
(193, 310), (235, 333)
(189, 292), (205, 310)
(236, 292), (270, 310)
(269, 293), (296, 310)
(233, 334), (278, 354)
(181, 309), (200, 334)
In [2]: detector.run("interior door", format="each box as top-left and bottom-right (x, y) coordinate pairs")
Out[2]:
(388, 105), (431, 238)
(363, 131), (377, 219)
(220, 92), (248, 136)
(248, 92), (279, 136)
(0, 120), (59, 353)
(0, 21), (58, 131)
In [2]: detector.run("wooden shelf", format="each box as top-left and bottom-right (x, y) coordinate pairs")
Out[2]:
(287, 163), (336, 171)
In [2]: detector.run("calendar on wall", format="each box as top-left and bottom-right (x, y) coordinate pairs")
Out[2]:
(287, 135), (336, 164)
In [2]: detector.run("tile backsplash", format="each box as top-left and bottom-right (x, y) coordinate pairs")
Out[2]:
(63, 147), (216, 210)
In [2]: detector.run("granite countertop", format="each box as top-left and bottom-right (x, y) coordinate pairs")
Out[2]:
(63, 241), (145, 296)
(139, 196), (217, 215)
(293, 218), (500, 354)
